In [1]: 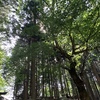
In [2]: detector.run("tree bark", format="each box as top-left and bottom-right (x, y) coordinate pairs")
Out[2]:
(68, 62), (90, 100)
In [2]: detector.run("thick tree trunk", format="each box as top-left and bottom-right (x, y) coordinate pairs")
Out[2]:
(68, 62), (90, 100)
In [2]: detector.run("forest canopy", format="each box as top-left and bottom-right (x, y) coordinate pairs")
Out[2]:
(0, 0), (100, 100)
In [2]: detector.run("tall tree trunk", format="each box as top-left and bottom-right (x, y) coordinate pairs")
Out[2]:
(23, 58), (30, 100)
(50, 66), (53, 97)
(63, 70), (67, 93)
(42, 69), (45, 97)
(30, 2), (37, 99)
(36, 61), (38, 98)
(58, 67), (64, 94)
(82, 71), (95, 100)
(48, 68), (51, 97)
(55, 80), (59, 99)
(68, 62), (90, 100)
(30, 59), (36, 100)
(91, 62), (100, 86)
(66, 75), (71, 97)
(89, 68), (100, 99)
(23, 80), (28, 100)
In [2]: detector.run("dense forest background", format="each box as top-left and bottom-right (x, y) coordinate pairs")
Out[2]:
(0, 0), (100, 100)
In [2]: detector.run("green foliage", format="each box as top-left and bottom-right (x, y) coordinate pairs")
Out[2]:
(4, 0), (99, 77)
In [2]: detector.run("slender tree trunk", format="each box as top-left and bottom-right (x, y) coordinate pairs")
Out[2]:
(42, 70), (45, 97)
(55, 80), (59, 99)
(45, 85), (47, 97)
(44, 68), (47, 97)
(23, 80), (28, 100)
(66, 75), (71, 97)
(68, 62), (90, 100)
(63, 70), (67, 93)
(50, 66), (53, 97)
(58, 67), (64, 94)
(48, 68), (51, 97)
(89, 69), (100, 99)
(52, 68), (55, 97)
(36, 61), (38, 98)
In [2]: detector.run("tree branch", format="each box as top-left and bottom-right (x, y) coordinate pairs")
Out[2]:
(54, 40), (72, 60)
(74, 46), (100, 55)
